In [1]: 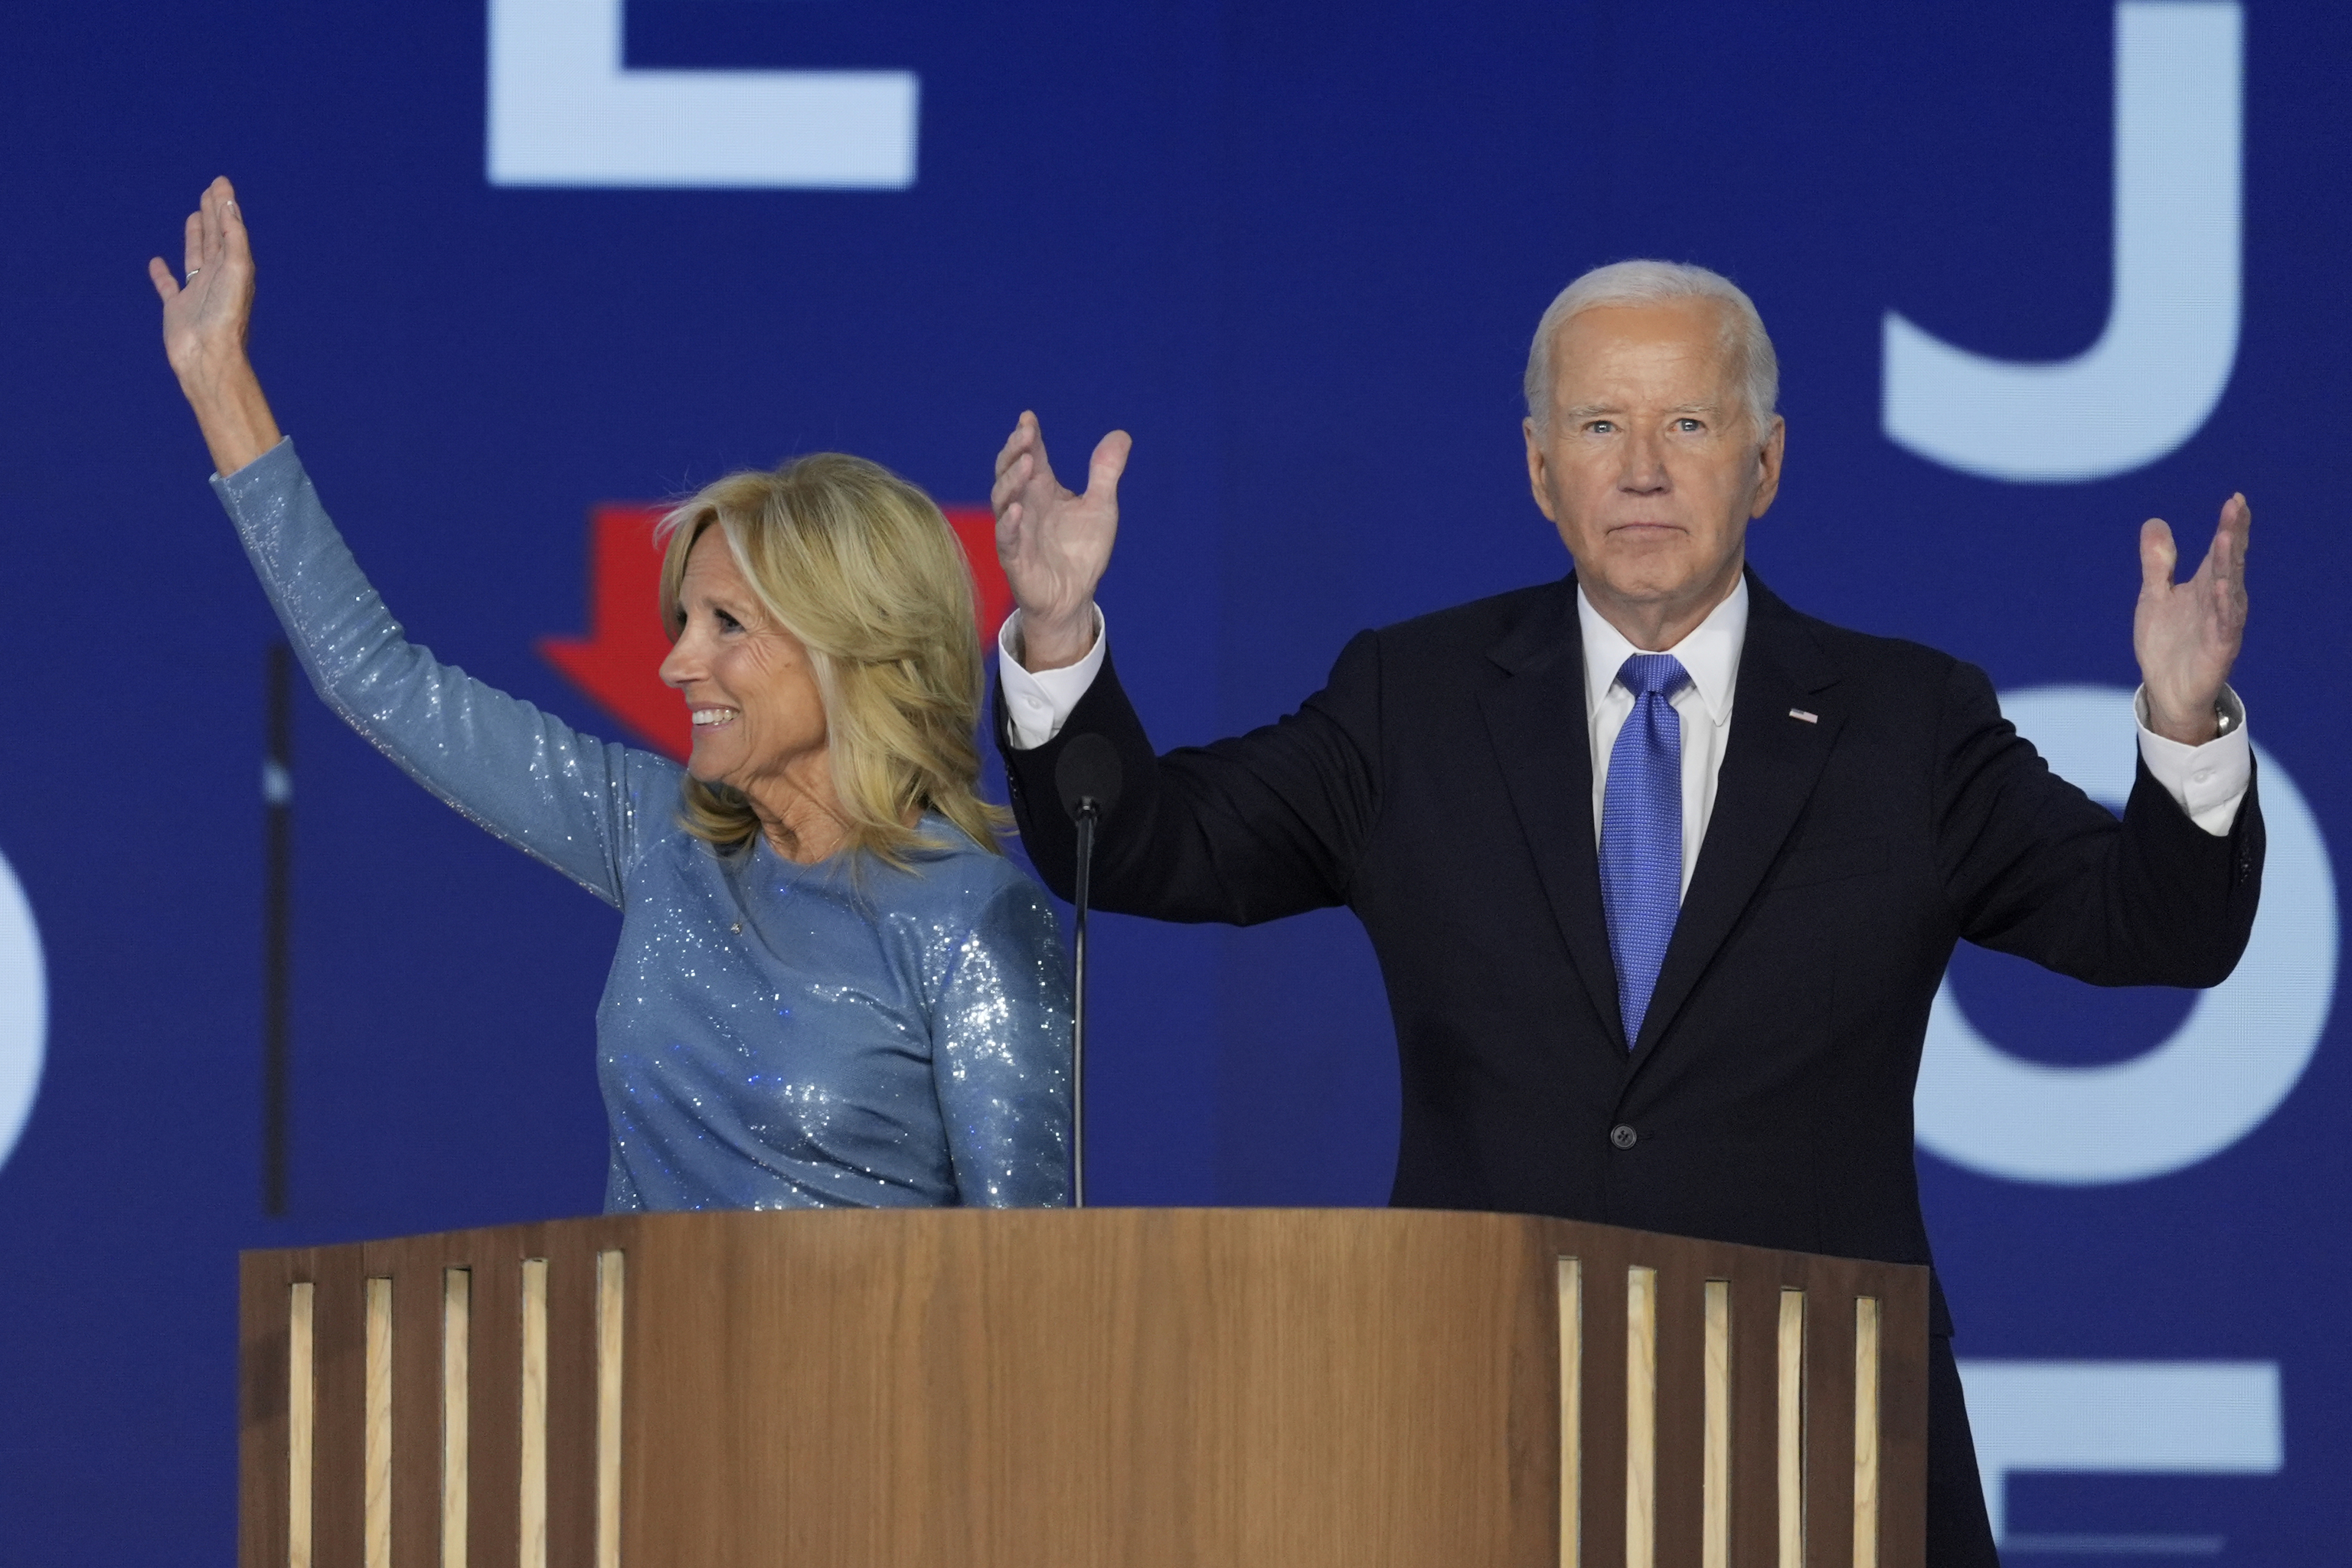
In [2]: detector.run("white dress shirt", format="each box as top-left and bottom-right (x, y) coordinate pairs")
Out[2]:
(998, 587), (2254, 885)
(1579, 578), (1746, 896)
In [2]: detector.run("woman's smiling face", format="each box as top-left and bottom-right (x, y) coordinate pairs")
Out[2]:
(657, 524), (830, 798)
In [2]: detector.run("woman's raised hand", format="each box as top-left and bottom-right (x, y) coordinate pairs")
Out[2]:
(149, 177), (282, 476)
(991, 411), (1130, 671)
(150, 177), (253, 382)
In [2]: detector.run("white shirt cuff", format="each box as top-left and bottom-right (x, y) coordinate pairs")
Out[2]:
(998, 607), (1109, 750)
(2134, 684), (2252, 836)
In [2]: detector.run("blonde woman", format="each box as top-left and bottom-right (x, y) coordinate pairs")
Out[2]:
(153, 179), (1071, 1209)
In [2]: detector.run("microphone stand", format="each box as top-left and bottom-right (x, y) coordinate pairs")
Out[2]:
(1054, 730), (1121, 1210)
(1070, 799), (1099, 1207)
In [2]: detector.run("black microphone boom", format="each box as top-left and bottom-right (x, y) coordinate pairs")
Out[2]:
(1053, 733), (1123, 1208)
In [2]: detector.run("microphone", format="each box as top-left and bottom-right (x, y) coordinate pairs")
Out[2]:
(1054, 732), (1124, 824)
(1054, 734), (1122, 1207)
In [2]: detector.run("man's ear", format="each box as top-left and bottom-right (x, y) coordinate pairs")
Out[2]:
(1523, 416), (1560, 523)
(1749, 414), (1787, 518)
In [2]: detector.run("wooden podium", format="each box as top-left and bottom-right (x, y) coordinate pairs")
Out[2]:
(240, 1210), (1926, 1568)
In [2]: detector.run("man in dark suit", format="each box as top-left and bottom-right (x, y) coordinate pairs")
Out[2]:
(987, 261), (2259, 1565)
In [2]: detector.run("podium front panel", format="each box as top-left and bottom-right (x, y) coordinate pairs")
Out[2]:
(241, 1208), (1927, 1568)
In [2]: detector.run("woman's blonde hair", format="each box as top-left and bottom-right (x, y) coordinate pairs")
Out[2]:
(655, 452), (1010, 865)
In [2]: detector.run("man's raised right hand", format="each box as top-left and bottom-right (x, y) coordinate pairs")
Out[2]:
(991, 411), (1130, 671)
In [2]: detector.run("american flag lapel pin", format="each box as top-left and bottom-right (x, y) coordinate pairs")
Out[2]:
(1788, 707), (1819, 724)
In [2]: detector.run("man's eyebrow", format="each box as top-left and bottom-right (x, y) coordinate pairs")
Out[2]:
(1560, 400), (1723, 420)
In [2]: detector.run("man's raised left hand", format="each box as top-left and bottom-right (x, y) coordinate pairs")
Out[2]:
(2135, 494), (2251, 746)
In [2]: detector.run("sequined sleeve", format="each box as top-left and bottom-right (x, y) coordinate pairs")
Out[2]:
(926, 876), (1074, 1207)
(212, 439), (671, 906)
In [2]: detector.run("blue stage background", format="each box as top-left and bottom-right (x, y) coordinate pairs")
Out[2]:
(0, 0), (2341, 1558)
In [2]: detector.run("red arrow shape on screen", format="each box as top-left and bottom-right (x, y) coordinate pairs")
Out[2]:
(948, 505), (1017, 657)
(537, 503), (685, 756)
(539, 502), (1013, 763)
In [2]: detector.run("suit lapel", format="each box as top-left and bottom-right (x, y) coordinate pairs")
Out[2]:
(1478, 577), (1628, 1052)
(1628, 574), (1843, 1064)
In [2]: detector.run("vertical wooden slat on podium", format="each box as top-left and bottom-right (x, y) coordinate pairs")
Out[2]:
(1779, 1288), (1809, 1568)
(1852, 1299), (1881, 1568)
(1700, 1279), (1732, 1568)
(1802, 1268), (1860, 1568)
(363, 1276), (393, 1568)
(444, 1263), (472, 1568)
(367, 1236), (447, 1568)
(595, 1248), (626, 1568)
(1625, 1263), (1658, 1568)
(1557, 1256), (1584, 1568)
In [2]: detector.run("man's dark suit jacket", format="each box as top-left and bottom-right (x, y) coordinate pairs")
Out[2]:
(997, 569), (2264, 1331)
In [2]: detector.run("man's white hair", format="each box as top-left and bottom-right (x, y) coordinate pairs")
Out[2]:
(1522, 260), (1779, 440)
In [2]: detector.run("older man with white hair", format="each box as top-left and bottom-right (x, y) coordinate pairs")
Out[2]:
(989, 260), (2262, 1563)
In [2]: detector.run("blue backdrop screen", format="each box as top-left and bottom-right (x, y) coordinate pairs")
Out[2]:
(0, 1), (2341, 1558)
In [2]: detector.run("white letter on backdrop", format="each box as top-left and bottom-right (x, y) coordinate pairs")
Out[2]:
(1958, 1361), (2282, 1544)
(487, 0), (919, 189)
(0, 848), (44, 1170)
(1882, 2), (2242, 482)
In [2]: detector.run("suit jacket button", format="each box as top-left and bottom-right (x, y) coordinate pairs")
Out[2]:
(1609, 1124), (1638, 1150)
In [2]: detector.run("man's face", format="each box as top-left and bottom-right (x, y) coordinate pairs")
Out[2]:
(1523, 299), (1785, 626)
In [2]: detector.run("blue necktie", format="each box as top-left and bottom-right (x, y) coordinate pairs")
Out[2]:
(1600, 654), (1691, 1050)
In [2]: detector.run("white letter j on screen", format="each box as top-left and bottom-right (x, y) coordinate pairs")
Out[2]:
(1883, 2), (2243, 483)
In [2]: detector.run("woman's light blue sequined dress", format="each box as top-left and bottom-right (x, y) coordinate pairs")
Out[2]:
(215, 439), (1073, 1210)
